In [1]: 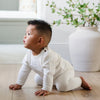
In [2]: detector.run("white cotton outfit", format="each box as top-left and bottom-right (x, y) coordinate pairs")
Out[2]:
(16, 47), (82, 92)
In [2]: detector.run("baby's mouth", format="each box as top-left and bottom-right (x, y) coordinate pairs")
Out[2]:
(23, 40), (25, 43)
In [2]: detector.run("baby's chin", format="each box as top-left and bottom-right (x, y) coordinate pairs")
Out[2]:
(24, 44), (28, 48)
(24, 44), (31, 50)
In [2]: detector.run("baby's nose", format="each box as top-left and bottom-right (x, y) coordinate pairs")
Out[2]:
(24, 35), (27, 39)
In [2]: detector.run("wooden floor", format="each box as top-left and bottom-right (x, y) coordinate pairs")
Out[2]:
(0, 64), (100, 100)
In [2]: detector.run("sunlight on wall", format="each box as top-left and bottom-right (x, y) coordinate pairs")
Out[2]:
(19, 0), (36, 12)
(0, 0), (37, 12)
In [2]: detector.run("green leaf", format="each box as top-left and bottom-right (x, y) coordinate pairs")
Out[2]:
(80, 9), (86, 13)
(56, 20), (61, 25)
(81, 17), (84, 20)
(46, 1), (49, 6)
(52, 8), (55, 13)
(66, 1), (71, 4)
(57, 12), (61, 15)
(69, 0), (72, 2)
(80, 3), (88, 8)
(96, 9), (100, 12)
(53, 21), (56, 25)
(50, 5), (53, 7)
(67, 23), (70, 25)
(52, 2), (55, 4)
(96, 15), (100, 21)
(66, 20), (69, 23)
(72, 4), (75, 8)
(46, 4), (49, 6)
(59, 8), (62, 11)
(66, 14), (70, 18)
(94, 14), (98, 17)
(88, 8), (93, 12)
(72, 18), (79, 26)
(64, 9), (68, 13)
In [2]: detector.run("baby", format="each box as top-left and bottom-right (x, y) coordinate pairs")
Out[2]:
(9, 20), (92, 96)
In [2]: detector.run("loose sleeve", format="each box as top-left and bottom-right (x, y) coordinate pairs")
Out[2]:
(16, 54), (31, 85)
(41, 52), (55, 92)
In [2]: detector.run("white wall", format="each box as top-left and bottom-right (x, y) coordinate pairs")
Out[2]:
(0, 19), (27, 44)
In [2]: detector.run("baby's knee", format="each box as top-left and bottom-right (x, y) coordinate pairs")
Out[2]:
(56, 83), (67, 92)
(34, 74), (43, 85)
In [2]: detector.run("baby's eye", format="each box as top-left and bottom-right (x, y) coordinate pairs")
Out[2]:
(27, 32), (31, 36)
(26, 32), (31, 36)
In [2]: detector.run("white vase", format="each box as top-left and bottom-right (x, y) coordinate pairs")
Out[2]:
(69, 27), (100, 71)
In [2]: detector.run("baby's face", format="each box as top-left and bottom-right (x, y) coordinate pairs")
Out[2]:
(23, 25), (40, 50)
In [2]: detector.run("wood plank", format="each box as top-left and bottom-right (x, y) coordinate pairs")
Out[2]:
(12, 88), (44, 100)
(0, 65), (19, 100)
(44, 90), (75, 100)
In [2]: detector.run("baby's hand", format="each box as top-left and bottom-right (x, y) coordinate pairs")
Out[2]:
(35, 89), (49, 96)
(9, 84), (22, 90)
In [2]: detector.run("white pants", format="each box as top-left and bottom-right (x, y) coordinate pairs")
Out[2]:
(34, 70), (82, 92)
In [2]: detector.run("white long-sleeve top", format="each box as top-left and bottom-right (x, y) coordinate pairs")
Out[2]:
(16, 47), (73, 91)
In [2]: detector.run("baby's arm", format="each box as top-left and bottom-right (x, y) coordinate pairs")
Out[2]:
(9, 54), (31, 90)
(9, 64), (31, 90)
(35, 70), (53, 96)
(35, 66), (54, 96)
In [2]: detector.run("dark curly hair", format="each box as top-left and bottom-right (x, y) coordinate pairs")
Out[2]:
(28, 20), (52, 44)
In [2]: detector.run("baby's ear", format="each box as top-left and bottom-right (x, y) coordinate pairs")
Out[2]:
(38, 37), (44, 44)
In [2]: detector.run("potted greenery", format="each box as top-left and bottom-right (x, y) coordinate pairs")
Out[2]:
(46, 0), (100, 71)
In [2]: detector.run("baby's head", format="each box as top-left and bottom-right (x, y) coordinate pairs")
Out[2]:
(24, 20), (52, 53)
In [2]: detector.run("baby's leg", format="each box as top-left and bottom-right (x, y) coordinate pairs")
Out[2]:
(54, 70), (82, 92)
(34, 74), (43, 86)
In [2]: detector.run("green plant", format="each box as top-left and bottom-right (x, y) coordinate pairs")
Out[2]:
(46, 0), (100, 27)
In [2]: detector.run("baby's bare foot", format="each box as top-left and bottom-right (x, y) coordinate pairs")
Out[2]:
(80, 76), (92, 90)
